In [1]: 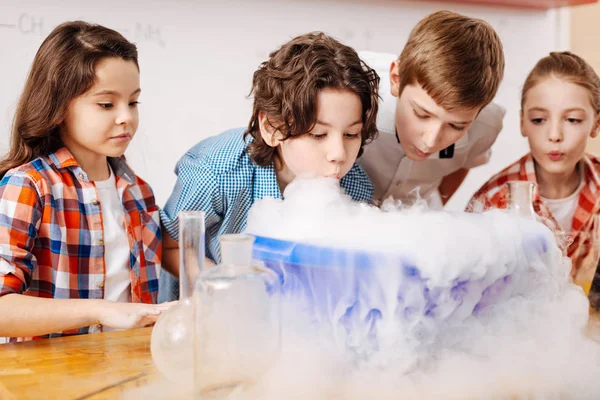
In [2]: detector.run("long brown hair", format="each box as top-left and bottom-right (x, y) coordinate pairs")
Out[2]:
(0, 21), (138, 178)
(245, 32), (380, 167)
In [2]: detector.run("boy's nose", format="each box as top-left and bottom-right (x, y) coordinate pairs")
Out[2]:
(422, 123), (442, 150)
(327, 138), (347, 163)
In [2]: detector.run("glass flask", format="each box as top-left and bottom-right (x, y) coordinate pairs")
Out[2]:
(508, 180), (578, 256)
(150, 210), (205, 386)
(194, 234), (281, 396)
(507, 181), (537, 219)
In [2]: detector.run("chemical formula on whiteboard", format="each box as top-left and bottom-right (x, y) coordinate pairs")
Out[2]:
(0, 12), (165, 47)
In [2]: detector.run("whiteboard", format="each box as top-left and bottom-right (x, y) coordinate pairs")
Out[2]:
(0, 0), (568, 210)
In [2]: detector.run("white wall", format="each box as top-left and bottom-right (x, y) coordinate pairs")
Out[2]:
(0, 0), (570, 210)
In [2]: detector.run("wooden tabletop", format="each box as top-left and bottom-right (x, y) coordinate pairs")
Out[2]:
(3, 321), (600, 399)
(0, 327), (187, 400)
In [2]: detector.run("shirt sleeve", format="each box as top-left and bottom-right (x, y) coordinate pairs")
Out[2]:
(0, 171), (43, 296)
(159, 152), (223, 242)
(465, 185), (493, 213)
(462, 103), (506, 169)
(465, 179), (510, 213)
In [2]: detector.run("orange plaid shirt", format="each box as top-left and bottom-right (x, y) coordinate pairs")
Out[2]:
(0, 147), (162, 340)
(468, 153), (600, 307)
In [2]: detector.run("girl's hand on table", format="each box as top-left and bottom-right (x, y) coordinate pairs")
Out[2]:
(95, 301), (177, 329)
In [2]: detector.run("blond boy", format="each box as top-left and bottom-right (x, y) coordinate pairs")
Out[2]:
(359, 11), (506, 208)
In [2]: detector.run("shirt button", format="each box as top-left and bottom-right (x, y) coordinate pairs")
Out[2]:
(78, 173), (85, 180)
(92, 198), (99, 206)
(98, 239), (104, 246)
(98, 282), (104, 289)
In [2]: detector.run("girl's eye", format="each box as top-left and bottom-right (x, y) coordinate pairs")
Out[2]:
(344, 133), (360, 139)
(310, 133), (327, 140)
(98, 103), (113, 109)
(531, 118), (544, 125)
(567, 118), (582, 124)
(129, 101), (140, 108)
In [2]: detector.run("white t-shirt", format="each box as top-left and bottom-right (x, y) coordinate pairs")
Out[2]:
(358, 51), (506, 209)
(541, 178), (585, 233)
(95, 166), (131, 304)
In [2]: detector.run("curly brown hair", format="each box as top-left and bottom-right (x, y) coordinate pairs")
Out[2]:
(245, 32), (380, 167)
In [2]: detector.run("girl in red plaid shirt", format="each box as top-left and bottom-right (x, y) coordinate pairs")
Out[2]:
(468, 52), (600, 309)
(0, 22), (171, 341)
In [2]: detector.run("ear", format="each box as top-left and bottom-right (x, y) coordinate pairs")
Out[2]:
(591, 114), (600, 139)
(520, 110), (527, 138)
(390, 59), (401, 98)
(258, 112), (281, 147)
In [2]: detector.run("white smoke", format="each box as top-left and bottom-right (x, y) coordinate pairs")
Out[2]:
(132, 178), (600, 399)
(241, 178), (600, 399)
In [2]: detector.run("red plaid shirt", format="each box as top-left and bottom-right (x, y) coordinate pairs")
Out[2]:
(0, 148), (161, 340)
(468, 153), (600, 301)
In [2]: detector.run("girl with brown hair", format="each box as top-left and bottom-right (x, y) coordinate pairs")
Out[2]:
(0, 21), (170, 341)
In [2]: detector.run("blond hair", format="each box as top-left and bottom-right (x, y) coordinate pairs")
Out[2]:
(397, 10), (504, 111)
(521, 51), (600, 115)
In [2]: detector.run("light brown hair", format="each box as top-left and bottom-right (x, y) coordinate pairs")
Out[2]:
(0, 21), (138, 178)
(397, 10), (504, 111)
(521, 51), (600, 115)
(245, 32), (380, 167)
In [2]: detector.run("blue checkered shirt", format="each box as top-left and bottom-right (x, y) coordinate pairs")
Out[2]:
(158, 127), (373, 301)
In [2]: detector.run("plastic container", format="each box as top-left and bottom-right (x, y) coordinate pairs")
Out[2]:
(250, 214), (554, 353)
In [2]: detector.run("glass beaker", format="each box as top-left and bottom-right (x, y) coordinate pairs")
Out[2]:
(151, 210), (206, 387)
(194, 234), (281, 396)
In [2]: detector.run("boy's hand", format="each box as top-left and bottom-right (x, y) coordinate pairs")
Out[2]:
(95, 301), (176, 330)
